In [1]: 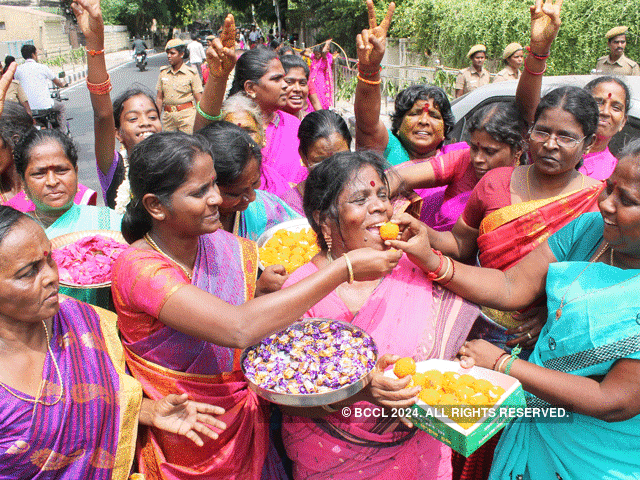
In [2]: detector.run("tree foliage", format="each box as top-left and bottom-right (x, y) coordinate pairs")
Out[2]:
(391, 0), (640, 75)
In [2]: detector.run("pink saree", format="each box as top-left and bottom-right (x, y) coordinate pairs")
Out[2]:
(578, 146), (617, 181)
(281, 256), (479, 479)
(261, 110), (307, 187)
(310, 55), (334, 109)
(0, 298), (141, 480)
(4, 183), (97, 212)
(112, 230), (285, 480)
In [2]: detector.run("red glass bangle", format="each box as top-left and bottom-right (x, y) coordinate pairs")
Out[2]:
(524, 57), (547, 76)
(525, 45), (549, 60)
(426, 248), (446, 280)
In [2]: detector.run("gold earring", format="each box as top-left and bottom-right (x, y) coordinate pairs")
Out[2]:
(325, 236), (332, 262)
(158, 214), (165, 220)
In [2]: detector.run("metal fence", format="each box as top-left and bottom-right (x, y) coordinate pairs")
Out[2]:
(334, 57), (461, 114)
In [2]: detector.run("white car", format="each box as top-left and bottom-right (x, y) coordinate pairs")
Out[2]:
(449, 75), (640, 157)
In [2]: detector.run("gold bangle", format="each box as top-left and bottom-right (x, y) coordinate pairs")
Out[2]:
(357, 74), (381, 85)
(343, 253), (354, 284)
(433, 256), (451, 282)
(496, 355), (511, 374)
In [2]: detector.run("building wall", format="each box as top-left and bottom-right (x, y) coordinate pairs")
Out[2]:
(0, 6), (68, 55)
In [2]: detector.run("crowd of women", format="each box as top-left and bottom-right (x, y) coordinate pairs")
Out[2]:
(0, 0), (638, 478)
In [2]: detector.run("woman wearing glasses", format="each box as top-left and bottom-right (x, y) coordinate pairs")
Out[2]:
(430, 84), (602, 480)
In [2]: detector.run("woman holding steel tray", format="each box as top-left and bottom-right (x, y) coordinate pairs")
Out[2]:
(110, 132), (404, 479)
(279, 151), (479, 479)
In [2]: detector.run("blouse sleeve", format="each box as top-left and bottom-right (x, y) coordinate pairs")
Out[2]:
(112, 248), (189, 319)
(461, 167), (512, 229)
(430, 148), (470, 186)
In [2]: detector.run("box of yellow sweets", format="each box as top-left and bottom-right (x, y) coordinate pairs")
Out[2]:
(387, 358), (526, 457)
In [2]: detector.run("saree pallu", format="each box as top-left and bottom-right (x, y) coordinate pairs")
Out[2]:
(0, 298), (142, 479)
(477, 184), (603, 272)
(261, 110), (307, 185)
(118, 230), (284, 479)
(489, 261), (640, 479)
(236, 189), (301, 242)
(309, 55), (333, 109)
(281, 256), (479, 479)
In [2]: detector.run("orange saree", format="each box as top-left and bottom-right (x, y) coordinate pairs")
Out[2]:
(477, 183), (604, 271)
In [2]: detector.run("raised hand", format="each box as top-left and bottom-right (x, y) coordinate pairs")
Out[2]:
(529, 0), (563, 53)
(355, 0), (395, 69)
(0, 62), (16, 116)
(151, 393), (227, 447)
(70, 0), (104, 46)
(385, 214), (440, 273)
(207, 14), (237, 78)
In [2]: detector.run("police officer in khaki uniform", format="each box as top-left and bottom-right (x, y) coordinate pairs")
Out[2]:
(595, 26), (640, 76)
(455, 44), (491, 98)
(493, 43), (524, 83)
(156, 38), (204, 134)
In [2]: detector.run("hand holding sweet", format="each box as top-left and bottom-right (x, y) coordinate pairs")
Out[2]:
(207, 14), (237, 78)
(385, 214), (439, 272)
(355, 0), (395, 70)
(347, 246), (402, 281)
(529, 0), (563, 54)
(363, 354), (420, 409)
(458, 340), (506, 370)
(70, 0), (104, 47)
(256, 264), (289, 296)
(151, 393), (227, 447)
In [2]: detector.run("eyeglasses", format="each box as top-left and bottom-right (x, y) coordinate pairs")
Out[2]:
(529, 129), (586, 149)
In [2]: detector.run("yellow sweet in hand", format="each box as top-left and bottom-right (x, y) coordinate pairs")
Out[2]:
(393, 357), (416, 378)
(379, 222), (400, 240)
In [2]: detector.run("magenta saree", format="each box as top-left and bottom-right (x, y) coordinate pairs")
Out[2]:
(280, 256), (479, 479)
(0, 298), (141, 479)
(261, 110), (307, 187)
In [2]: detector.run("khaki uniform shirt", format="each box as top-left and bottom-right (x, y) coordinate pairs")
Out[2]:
(595, 54), (640, 76)
(492, 66), (520, 83)
(157, 63), (203, 134)
(455, 67), (491, 94)
(6, 80), (28, 104)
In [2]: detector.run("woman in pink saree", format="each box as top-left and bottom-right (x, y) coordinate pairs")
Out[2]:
(110, 132), (402, 479)
(280, 151), (479, 479)
(309, 39), (337, 110)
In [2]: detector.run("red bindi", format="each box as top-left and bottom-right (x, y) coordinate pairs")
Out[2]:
(370, 181), (375, 186)
(422, 104), (429, 113)
(608, 92), (612, 98)
(43, 251), (49, 257)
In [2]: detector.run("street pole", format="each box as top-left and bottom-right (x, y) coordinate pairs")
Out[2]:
(273, 0), (281, 39)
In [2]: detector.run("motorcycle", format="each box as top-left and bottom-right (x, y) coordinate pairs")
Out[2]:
(32, 86), (71, 135)
(135, 52), (147, 71)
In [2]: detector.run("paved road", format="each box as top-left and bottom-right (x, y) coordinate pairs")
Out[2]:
(63, 52), (168, 205)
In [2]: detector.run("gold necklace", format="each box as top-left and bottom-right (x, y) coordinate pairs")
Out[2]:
(0, 177), (7, 204)
(555, 242), (640, 320)
(144, 233), (193, 280)
(0, 320), (64, 406)
(526, 165), (585, 201)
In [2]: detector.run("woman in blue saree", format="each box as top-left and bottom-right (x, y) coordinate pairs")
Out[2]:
(386, 139), (640, 479)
